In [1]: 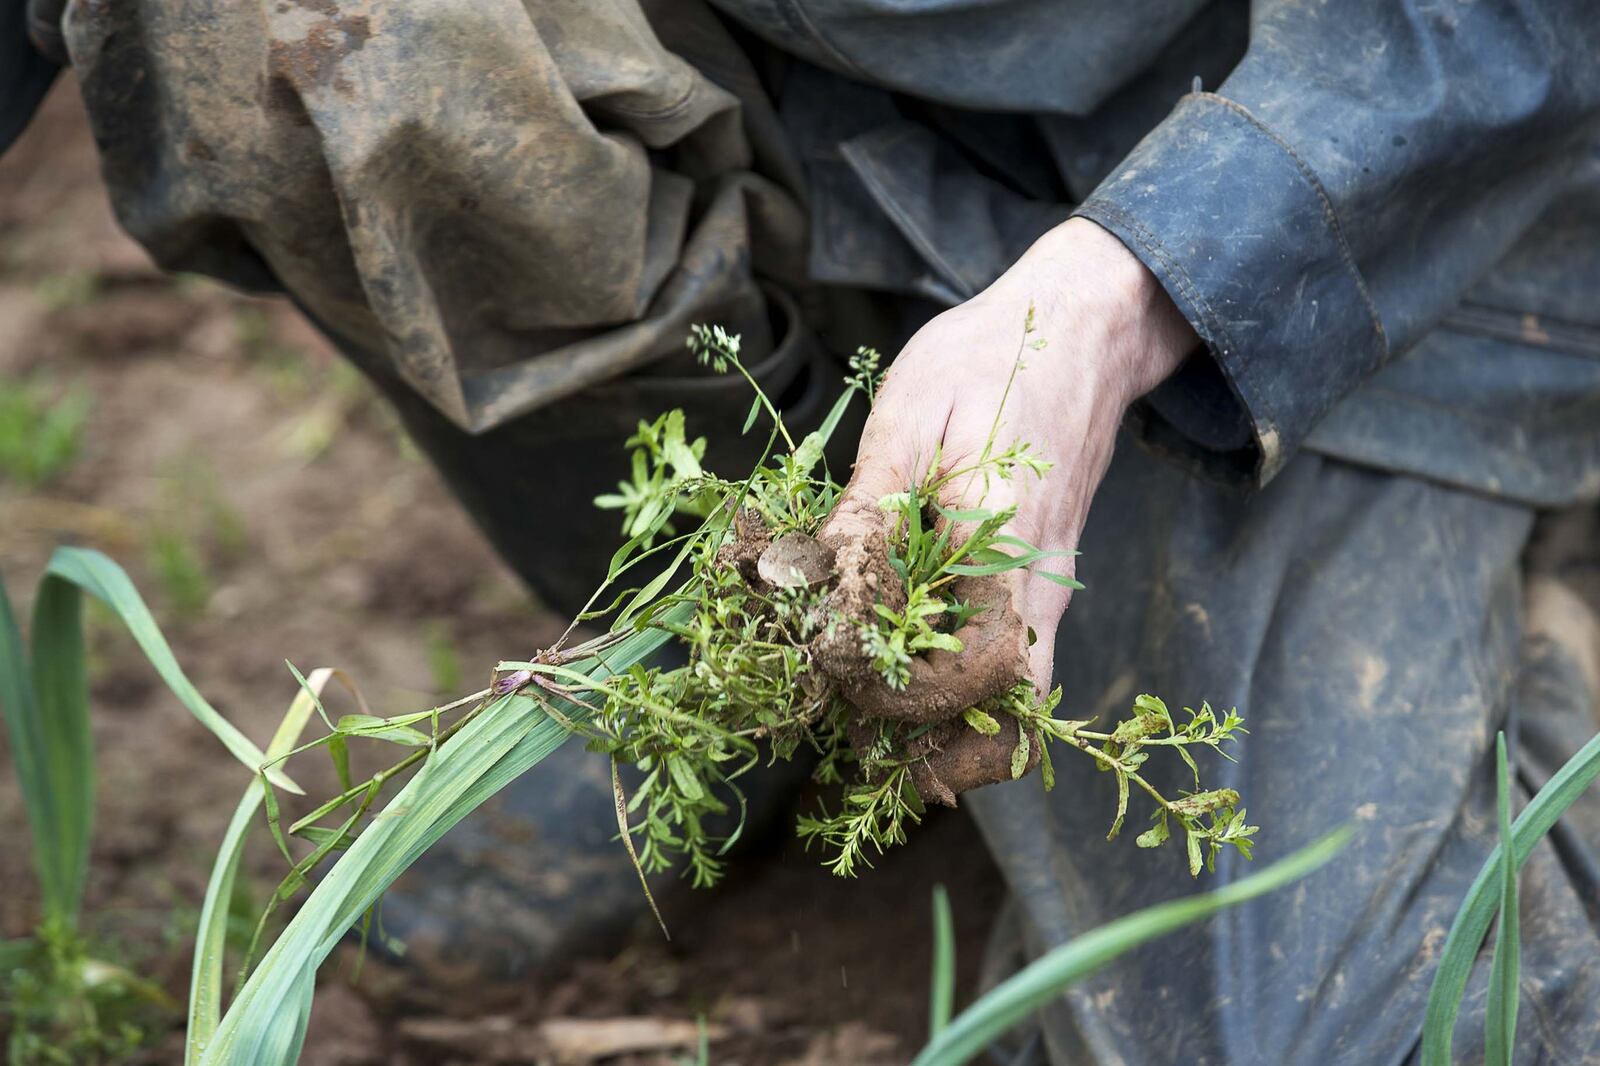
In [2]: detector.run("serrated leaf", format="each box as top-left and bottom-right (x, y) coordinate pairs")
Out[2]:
(918, 632), (964, 653)
(1186, 830), (1204, 877)
(1136, 815), (1170, 849)
(1111, 713), (1166, 745)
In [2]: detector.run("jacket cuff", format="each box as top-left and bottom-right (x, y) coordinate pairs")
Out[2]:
(1075, 92), (1388, 486)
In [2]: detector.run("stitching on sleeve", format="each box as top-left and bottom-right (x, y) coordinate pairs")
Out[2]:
(1080, 199), (1284, 477)
(1195, 92), (1389, 357)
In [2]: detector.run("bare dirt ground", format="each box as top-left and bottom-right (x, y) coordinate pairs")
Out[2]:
(0, 81), (1004, 1065)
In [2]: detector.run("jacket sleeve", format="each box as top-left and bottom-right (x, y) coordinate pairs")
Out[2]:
(1075, 0), (1600, 485)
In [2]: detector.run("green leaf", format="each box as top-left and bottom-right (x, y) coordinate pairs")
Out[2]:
(929, 885), (955, 1041)
(1107, 770), (1129, 841)
(935, 506), (998, 523)
(791, 418), (832, 476)
(333, 714), (430, 747)
(28, 568), (94, 929)
(187, 668), (328, 1065)
(1010, 729), (1031, 781)
(667, 753), (706, 802)
(616, 523), (711, 630)
(1176, 746), (1201, 789)
(1422, 724), (1600, 1065)
(962, 708), (1001, 737)
(186, 790), (259, 1065)
(913, 829), (1353, 1066)
(0, 938), (34, 972)
(1168, 789), (1240, 818)
(0, 580), (72, 924)
(43, 548), (297, 793)
(1484, 732), (1520, 1065)
(1132, 693), (1170, 721)
(916, 632), (964, 654)
(1186, 829), (1204, 877)
(295, 826), (355, 851)
(328, 736), (352, 794)
(1135, 814), (1170, 849)
(203, 616), (678, 1064)
(1110, 712), (1166, 745)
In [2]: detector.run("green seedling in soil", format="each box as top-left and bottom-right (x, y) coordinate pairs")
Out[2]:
(0, 551), (274, 1062)
(0, 375), (89, 489)
(143, 457), (251, 618)
(915, 828), (1352, 1066)
(34, 270), (102, 312)
(0, 921), (174, 1066)
(146, 527), (213, 619)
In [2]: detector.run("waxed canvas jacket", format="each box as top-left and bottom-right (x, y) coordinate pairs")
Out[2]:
(5, 0), (1600, 509)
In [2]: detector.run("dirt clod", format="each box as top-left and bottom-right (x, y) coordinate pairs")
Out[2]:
(715, 506), (771, 586)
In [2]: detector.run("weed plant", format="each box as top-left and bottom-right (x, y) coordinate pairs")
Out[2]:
(0, 376), (88, 489)
(263, 320), (1256, 910)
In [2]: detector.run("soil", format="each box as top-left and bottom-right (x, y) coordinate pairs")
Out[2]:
(0, 81), (1006, 1065)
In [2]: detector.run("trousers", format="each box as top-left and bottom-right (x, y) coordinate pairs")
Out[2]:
(970, 440), (1600, 1064)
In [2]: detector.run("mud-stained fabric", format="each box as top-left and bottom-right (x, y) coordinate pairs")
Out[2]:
(46, 0), (1600, 512)
(62, 0), (808, 432)
(969, 442), (1600, 1065)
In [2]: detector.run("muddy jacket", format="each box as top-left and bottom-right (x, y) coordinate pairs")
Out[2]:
(5, 0), (1600, 509)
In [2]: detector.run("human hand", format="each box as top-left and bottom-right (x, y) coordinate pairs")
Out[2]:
(817, 218), (1197, 801)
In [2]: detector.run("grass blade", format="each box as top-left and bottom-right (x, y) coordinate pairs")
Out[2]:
(1422, 726), (1600, 1065)
(202, 620), (677, 1065)
(42, 547), (298, 793)
(1483, 733), (1520, 1064)
(0, 938), (34, 971)
(27, 571), (93, 927)
(928, 885), (955, 1041)
(0, 580), (69, 923)
(912, 827), (1352, 1066)
(185, 788), (260, 1066)
(186, 668), (334, 1065)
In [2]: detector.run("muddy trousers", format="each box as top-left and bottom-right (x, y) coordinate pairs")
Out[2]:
(969, 441), (1600, 1065)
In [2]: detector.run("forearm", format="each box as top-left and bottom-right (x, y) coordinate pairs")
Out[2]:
(974, 216), (1198, 450)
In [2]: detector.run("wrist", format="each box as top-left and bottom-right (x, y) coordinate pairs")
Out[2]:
(990, 218), (1197, 409)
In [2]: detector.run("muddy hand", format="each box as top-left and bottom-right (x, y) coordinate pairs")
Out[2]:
(817, 218), (1197, 802)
